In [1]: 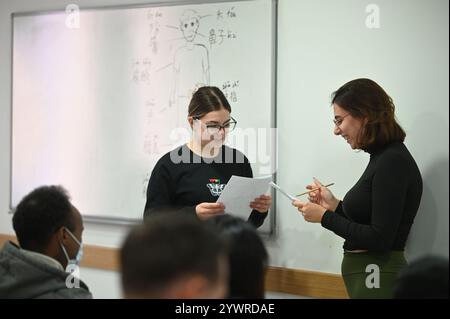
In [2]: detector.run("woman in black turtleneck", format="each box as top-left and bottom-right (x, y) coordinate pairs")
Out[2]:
(293, 78), (423, 299)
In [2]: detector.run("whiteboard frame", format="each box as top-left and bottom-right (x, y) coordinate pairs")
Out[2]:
(10, 0), (278, 237)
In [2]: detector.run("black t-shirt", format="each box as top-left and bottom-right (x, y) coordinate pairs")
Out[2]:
(144, 144), (268, 228)
(321, 142), (423, 252)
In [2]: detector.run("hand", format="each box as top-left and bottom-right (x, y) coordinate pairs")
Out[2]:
(195, 202), (225, 220)
(250, 195), (272, 213)
(292, 200), (326, 223)
(306, 178), (340, 212)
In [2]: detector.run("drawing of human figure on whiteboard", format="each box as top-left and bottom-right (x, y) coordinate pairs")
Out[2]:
(171, 9), (210, 127)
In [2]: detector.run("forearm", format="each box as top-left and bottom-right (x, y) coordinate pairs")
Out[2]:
(247, 210), (268, 228)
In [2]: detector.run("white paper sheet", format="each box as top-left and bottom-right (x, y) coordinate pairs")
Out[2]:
(269, 182), (297, 201)
(216, 175), (272, 219)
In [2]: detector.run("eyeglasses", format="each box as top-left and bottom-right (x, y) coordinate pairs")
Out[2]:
(193, 116), (237, 134)
(333, 114), (350, 127)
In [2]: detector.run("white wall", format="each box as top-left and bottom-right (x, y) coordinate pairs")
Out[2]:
(272, 0), (449, 271)
(1, 0), (448, 298)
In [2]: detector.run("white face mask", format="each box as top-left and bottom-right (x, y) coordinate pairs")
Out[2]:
(60, 227), (83, 268)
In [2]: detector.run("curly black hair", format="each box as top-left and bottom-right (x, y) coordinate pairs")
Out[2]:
(12, 185), (75, 251)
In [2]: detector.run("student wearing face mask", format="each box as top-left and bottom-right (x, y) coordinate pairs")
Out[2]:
(144, 86), (271, 228)
(0, 185), (92, 299)
(292, 79), (423, 298)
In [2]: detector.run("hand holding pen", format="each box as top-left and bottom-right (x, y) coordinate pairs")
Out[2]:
(302, 178), (340, 212)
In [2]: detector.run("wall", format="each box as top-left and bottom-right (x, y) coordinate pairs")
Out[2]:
(1, 0), (448, 298)
(272, 0), (449, 270)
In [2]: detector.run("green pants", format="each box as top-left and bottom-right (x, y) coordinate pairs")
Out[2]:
(341, 251), (407, 299)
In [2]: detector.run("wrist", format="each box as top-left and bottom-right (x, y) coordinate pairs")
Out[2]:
(319, 208), (327, 222)
(329, 198), (340, 212)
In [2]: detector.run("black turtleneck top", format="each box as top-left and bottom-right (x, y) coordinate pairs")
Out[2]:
(321, 142), (423, 252)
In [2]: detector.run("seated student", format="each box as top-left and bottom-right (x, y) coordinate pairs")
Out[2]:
(0, 185), (91, 299)
(204, 215), (268, 298)
(393, 255), (449, 299)
(120, 212), (228, 299)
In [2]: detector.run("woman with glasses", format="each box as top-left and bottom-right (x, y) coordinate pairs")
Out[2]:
(143, 86), (271, 228)
(292, 78), (423, 298)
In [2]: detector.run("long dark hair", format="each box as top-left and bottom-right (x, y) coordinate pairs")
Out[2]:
(188, 86), (232, 118)
(204, 215), (268, 299)
(331, 78), (406, 151)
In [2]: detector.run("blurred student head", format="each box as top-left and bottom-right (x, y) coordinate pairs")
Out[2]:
(12, 185), (84, 270)
(393, 255), (449, 299)
(205, 215), (268, 298)
(120, 213), (228, 299)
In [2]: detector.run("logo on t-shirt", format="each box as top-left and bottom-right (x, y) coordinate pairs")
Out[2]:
(206, 178), (226, 197)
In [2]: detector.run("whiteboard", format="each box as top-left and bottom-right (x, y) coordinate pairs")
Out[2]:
(11, 0), (277, 233)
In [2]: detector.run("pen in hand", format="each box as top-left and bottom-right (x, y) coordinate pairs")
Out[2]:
(296, 183), (334, 197)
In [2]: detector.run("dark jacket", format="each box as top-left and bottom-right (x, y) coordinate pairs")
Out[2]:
(0, 241), (92, 299)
